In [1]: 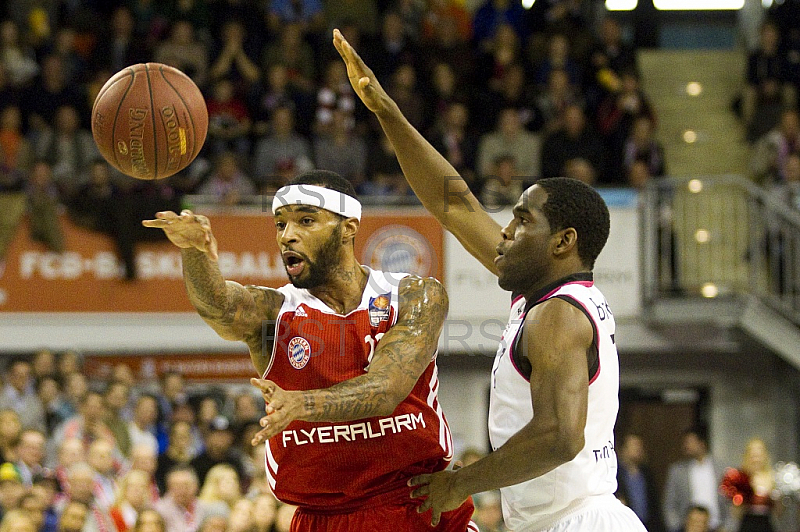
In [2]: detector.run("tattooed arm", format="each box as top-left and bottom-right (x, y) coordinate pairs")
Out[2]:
(250, 275), (447, 443)
(143, 210), (284, 375)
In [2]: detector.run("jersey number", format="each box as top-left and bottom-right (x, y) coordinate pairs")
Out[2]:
(363, 333), (385, 371)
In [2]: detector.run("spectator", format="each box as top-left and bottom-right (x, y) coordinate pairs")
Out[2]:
(616, 433), (664, 532)
(267, 0), (324, 34)
(472, 490), (505, 532)
(682, 506), (711, 532)
(475, 23), (523, 98)
(231, 394), (259, 432)
(104, 381), (133, 458)
(261, 23), (316, 93)
(361, 134), (414, 199)
(52, 438), (83, 490)
(428, 101), (479, 189)
(0, 105), (32, 262)
(627, 159), (654, 190)
(540, 104), (605, 180)
(154, 19), (209, 89)
(597, 69), (657, 184)
(770, 151), (800, 210)
(323, 0), (379, 39)
(249, 64), (314, 137)
(45, 28), (88, 88)
(663, 427), (726, 532)
(0, 508), (36, 532)
(364, 11), (417, 81)
(623, 116), (666, 181)
(252, 106), (312, 189)
(195, 397), (221, 441)
(751, 108), (800, 184)
(252, 492), (278, 532)
(128, 396), (160, 456)
(35, 105), (98, 198)
(532, 33), (583, 89)
(52, 392), (117, 458)
(420, 14), (475, 86)
(313, 60), (356, 136)
(477, 108), (542, 181)
(65, 155), (120, 232)
(31, 350), (55, 380)
(588, 17), (638, 102)
(273, 503), (297, 532)
(132, 508), (166, 532)
(57, 351), (82, 379)
(190, 417), (245, 487)
(387, 63), (425, 131)
(156, 371), (186, 426)
(480, 62), (542, 135)
(14, 430), (46, 488)
(421, 62), (461, 132)
(57, 501), (89, 532)
(245, 444), (271, 499)
(209, 20), (260, 87)
(0, 411), (21, 464)
(154, 466), (213, 532)
(472, 0), (528, 46)
(36, 377), (69, 435)
(0, 359), (45, 432)
(56, 463), (114, 532)
(19, 492), (48, 532)
(155, 421), (195, 495)
(197, 152), (256, 205)
(89, 6), (148, 80)
(198, 515), (227, 532)
(537, 68), (584, 136)
(563, 157), (598, 186)
(742, 22), (795, 135)
(26, 160), (65, 254)
(61, 372), (87, 420)
(720, 438), (779, 532)
(227, 497), (256, 532)
(29, 479), (58, 532)
(313, 108), (367, 186)
(128, 444), (160, 502)
(422, 0), (473, 44)
(87, 439), (118, 509)
(480, 154), (525, 209)
(197, 464), (242, 516)
(0, 20), (39, 87)
(108, 470), (151, 532)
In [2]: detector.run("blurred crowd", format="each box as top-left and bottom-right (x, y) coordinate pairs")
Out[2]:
(0, 0), (665, 277)
(0, 349), (301, 532)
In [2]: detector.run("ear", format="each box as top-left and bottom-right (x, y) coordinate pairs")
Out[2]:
(341, 217), (359, 242)
(552, 227), (578, 257)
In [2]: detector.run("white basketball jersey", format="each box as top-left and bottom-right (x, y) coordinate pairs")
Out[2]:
(488, 273), (620, 531)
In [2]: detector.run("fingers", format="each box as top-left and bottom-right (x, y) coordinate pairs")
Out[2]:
(408, 474), (431, 488)
(452, 460), (464, 471)
(409, 484), (430, 499)
(251, 378), (276, 397)
(431, 510), (441, 527)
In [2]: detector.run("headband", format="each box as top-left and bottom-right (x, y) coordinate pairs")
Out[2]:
(272, 184), (362, 221)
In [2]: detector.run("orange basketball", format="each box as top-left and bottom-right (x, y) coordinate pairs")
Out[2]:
(91, 63), (208, 180)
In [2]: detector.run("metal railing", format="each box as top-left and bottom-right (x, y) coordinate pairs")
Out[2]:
(641, 175), (800, 325)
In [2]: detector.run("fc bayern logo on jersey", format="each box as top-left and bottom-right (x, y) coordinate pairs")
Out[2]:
(362, 225), (434, 276)
(287, 337), (311, 370)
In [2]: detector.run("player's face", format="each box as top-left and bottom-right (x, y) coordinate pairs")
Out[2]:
(275, 206), (345, 289)
(495, 186), (554, 294)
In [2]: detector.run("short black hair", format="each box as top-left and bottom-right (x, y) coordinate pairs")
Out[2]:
(536, 177), (610, 269)
(288, 170), (358, 204)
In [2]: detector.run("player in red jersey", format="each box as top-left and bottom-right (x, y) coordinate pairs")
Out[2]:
(143, 170), (476, 532)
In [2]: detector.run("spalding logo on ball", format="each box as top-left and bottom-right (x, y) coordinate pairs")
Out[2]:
(91, 63), (208, 180)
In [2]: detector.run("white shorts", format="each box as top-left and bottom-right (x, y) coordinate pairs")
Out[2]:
(538, 495), (647, 532)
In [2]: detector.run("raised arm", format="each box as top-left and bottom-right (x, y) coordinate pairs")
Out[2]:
(410, 298), (592, 525)
(249, 275), (447, 443)
(143, 210), (284, 375)
(333, 30), (501, 275)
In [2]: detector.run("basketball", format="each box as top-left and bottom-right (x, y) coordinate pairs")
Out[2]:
(91, 63), (208, 180)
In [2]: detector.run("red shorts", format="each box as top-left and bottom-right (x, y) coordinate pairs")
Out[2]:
(291, 499), (477, 532)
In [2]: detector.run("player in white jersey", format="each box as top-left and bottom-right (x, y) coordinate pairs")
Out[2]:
(334, 30), (647, 532)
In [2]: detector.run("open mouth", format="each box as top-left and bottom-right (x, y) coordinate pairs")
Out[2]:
(283, 251), (306, 277)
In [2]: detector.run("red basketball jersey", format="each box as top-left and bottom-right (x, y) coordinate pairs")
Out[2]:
(262, 269), (453, 512)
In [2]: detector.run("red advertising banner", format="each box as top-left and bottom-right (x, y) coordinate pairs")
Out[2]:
(0, 209), (443, 313)
(84, 353), (256, 383)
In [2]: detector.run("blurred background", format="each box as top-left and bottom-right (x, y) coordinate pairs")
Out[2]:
(1, 0), (800, 531)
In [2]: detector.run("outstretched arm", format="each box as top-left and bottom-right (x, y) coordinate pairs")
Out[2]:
(249, 275), (447, 444)
(143, 210), (283, 375)
(333, 30), (502, 275)
(410, 298), (592, 525)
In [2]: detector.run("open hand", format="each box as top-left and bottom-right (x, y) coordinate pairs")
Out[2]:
(332, 29), (390, 115)
(142, 209), (218, 260)
(250, 378), (304, 445)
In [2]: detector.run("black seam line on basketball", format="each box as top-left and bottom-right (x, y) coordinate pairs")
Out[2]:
(144, 63), (158, 179)
(158, 65), (198, 162)
(110, 68), (136, 172)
